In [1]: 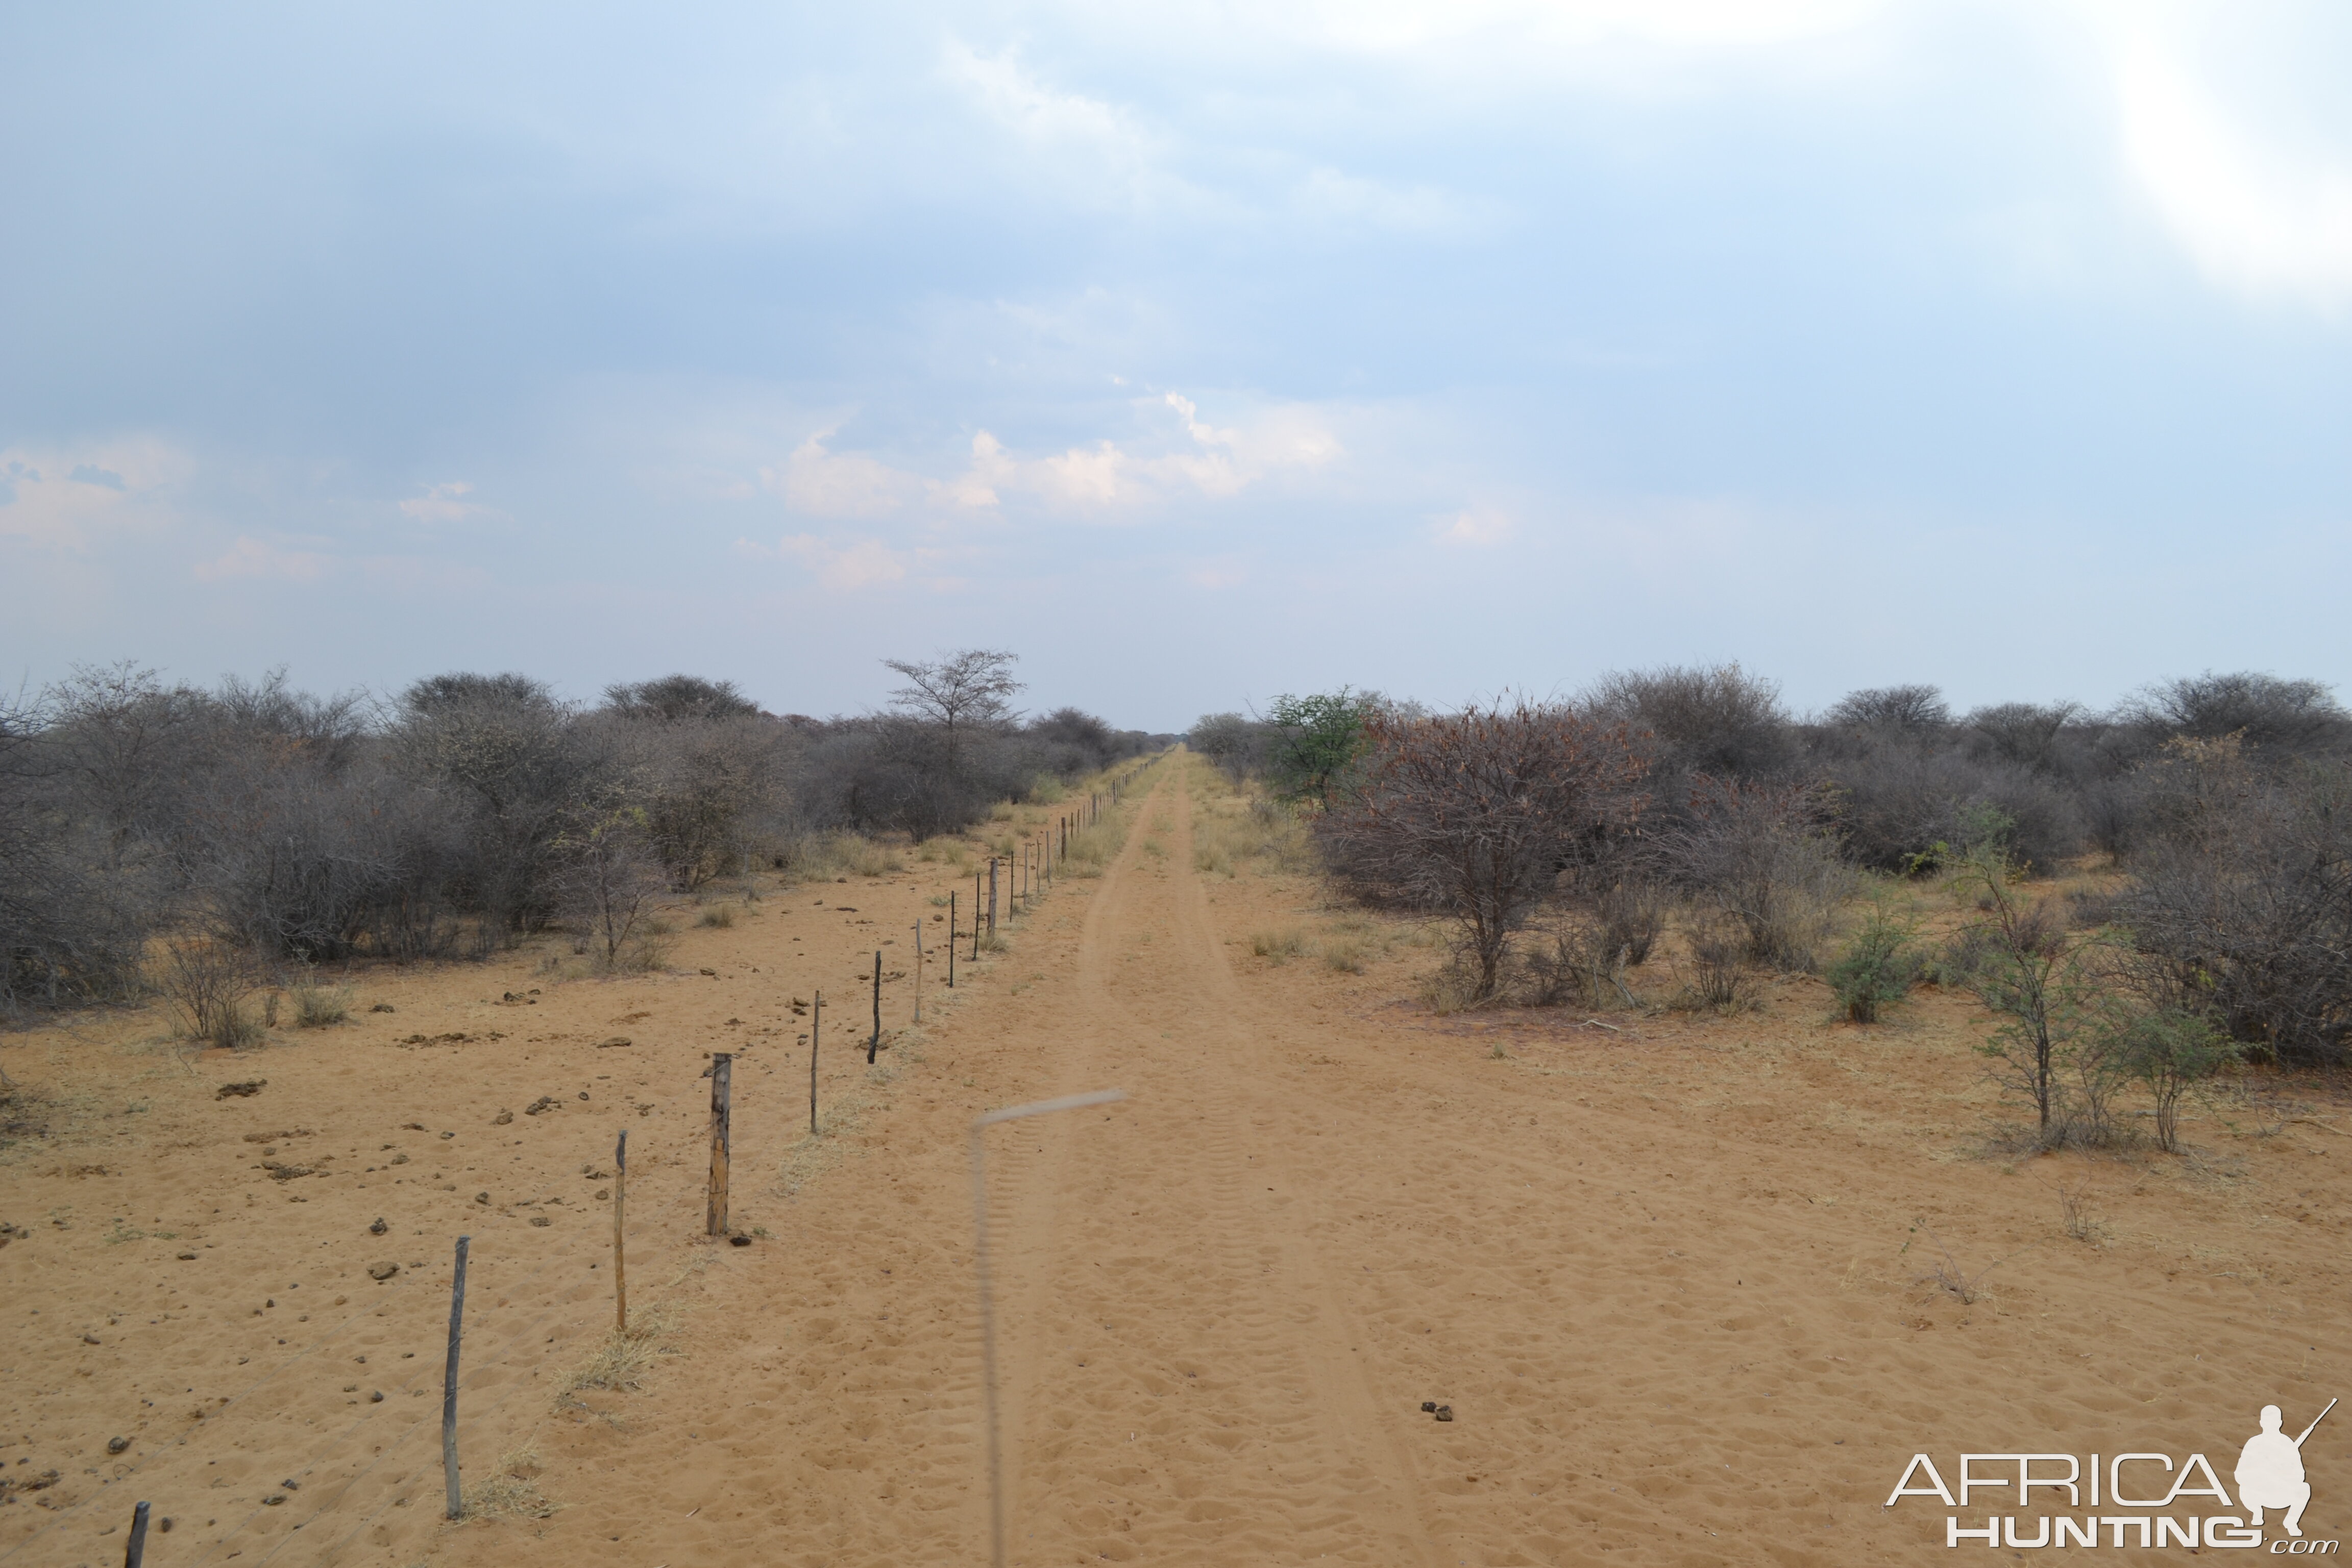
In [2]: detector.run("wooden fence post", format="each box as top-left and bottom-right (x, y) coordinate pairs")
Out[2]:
(809, 993), (821, 1136)
(612, 1130), (628, 1334)
(442, 1234), (471, 1519)
(123, 1501), (150, 1568)
(868, 950), (881, 1064)
(913, 920), (923, 1023)
(948, 894), (957, 987)
(987, 857), (997, 938)
(706, 1055), (732, 1237)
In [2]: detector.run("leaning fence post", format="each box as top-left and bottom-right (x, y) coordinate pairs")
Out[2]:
(442, 1234), (471, 1519)
(706, 1054), (732, 1237)
(612, 1130), (628, 1334)
(868, 950), (881, 1064)
(122, 1501), (150, 1568)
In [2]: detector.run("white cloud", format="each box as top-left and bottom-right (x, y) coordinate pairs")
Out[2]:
(742, 533), (912, 591)
(0, 438), (185, 549)
(1276, 0), (1886, 52)
(397, 480), (502, 524)
(935, 393), (1342, 516)
(2116, 38), (2352, 309)
(763, 430), (918, 516)
(944, 41), (1140, 153)
(1434, 506), (1516, 546)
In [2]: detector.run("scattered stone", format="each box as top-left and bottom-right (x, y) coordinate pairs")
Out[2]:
(440, 1131), (454, 1139)
(106, 1436), (129, 1455)
(729, 1233), (752, 1247)
(699, 967), (718, 977)
(83, 1333), (100, 1345)
(368, 1218), (388, 1235)
(524, 1096), (562, 1116)
(403, 1121), (426, 1131)
(1434, 1405), (1454, 1423)
(370, 1390), (383, 1403)
(262, 1494), (285, 1506)
(215, 1081), (266, 1099)
(475, 1192), (489, 1205)
(158, 1517), (173, 1533)
(263, 1163), (313, 1181)
(370, 1002), (395, 1013)
(367, 1261), (399, 1282)
(594, 1037), (631, 1049)
(594, 1188), (610, 1201)
(576, 1091), (589, 1101)
(281, 1479), (299, 1491)
(1420, 1402), (1437, 1413)
(493, 1110), (513, 1125)
(177, 1251), (197, 1261)
(530, 1216), (551, 1228)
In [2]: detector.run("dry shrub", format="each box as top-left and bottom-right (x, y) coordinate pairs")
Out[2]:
(154, 938), (263, 1049)
(1595, 881), (1667, 966)
(1678, 924), (1751, 1011)
(1518, 922), (1637, 1009)
(696, 904), (736, 928)
(2117, 737), (2352, 1067)
(1659, 776), (1850, 971)
(2055, 1182), (2109, 1246)
(1318, 699), (1648, 1002)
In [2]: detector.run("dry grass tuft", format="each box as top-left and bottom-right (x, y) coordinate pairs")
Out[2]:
(1251, 928), (1307, 964)
(554, 1304), (680, 1408)
(290, 979), (352, 1027)
(461, 1449), (554, 1521)
(696, 903), (737, 929)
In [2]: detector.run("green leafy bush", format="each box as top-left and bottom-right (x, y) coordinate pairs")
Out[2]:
(1826, 910), (1921, 1023)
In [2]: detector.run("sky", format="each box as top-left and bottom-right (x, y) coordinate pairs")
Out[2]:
(3, 0), (2348, 731)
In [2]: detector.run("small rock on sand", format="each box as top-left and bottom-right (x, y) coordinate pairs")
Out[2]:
(107, 1436), (129, 1454)
(215, 1081), (266, 1099)
(368, 1217), (388, 1235)
(594, 1036), (631, 1049)
(368, 1261), (399, 1281)
(493, 1110), (513, 1125)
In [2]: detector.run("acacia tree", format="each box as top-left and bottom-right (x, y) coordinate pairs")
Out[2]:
(1319, 699), (1648, 1001)
(883, 649), (1023, 764)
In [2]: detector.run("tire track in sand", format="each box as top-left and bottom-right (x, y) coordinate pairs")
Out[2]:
(991, 766), (1443, 1565)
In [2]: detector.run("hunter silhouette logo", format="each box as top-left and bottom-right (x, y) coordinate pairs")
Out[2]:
(1884, 1396), (2338, 1551)
(2241, 1400), (2335, 1539)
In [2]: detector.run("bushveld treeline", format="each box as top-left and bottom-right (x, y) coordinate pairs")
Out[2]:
(1194, 667), (2351, 1144)
(0, 649), (1164, 1014)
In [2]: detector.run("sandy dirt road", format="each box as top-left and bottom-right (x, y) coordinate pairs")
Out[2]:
(7, 753), (2347, 1567)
